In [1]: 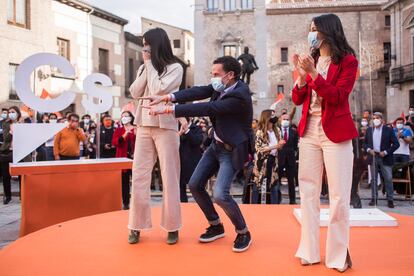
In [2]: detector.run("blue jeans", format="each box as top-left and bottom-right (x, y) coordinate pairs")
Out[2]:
(370, 156), (394, 201)
(188, 142), (248, 234)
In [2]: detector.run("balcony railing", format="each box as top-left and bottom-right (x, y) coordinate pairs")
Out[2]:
(391, 63), (414, 84)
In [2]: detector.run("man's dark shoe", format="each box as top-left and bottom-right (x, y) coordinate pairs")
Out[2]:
(3, 197), (11, 205)
(128, 230), (140, 244)
(387, 200), (394, 208)
(368, 199), (377, 206)
(167, 231), (179, 245)
(199, 223), (225, 243)
(233, 231), (252, 253)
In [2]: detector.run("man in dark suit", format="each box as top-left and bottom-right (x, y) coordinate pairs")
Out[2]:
(140, 56), (253, 253)
(179, 118), (203, 202)
(278, 114), (299, 204)
(364, 112), (399, 208)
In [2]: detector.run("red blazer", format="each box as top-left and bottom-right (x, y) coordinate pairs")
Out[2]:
(112, 124), (136, 159)
(292, 54), (359, 143)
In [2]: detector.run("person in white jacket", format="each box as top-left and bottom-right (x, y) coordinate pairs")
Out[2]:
(127, 27), (187, 245)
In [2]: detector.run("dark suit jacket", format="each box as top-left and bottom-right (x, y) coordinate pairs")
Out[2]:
(179, 124), (203, 182)
(173, 81), (253, 170)
(278, 127), (299, 167)
(364, 125), (400, 166)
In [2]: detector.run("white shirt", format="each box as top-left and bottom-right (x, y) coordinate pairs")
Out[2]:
(213, 81), (239, 143)
(394, 127), (412, 156)
(267, 130), (278, 156)
(373, 126), (383, 153)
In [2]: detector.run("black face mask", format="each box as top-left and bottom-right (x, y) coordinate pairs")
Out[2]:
(269, 117), (278, 124)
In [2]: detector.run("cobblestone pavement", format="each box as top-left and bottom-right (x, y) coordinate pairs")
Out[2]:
(1, 178), (413, 248)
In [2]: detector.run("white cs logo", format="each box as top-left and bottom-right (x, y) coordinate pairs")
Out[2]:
(15, 53), (113, 113)
(12, 53), (114, 163)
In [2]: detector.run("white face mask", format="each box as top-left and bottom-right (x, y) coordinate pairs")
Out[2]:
(8, 112), (17, 121)
(21, 111), (29, 119)
(84, 119), (90, 124)
(1, 113), (8, 120)
(409, 111), (414, 116)
(49, 119), (57, 124)
(373, 119), (382, 127)
(396, 123), (404, 130)
(361, 121), (368, 127)
(121, 116), (132, 125)
(281, 120), (290, 128)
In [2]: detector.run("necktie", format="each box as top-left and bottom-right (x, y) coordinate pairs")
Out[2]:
(284, 128), (288, 141)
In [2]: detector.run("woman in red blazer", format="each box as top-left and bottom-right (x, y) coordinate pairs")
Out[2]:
(112, 111), (136, 210)
(292, 14), (358, 272)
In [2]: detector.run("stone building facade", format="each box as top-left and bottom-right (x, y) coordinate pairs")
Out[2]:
(1, 0), (138, 119)
(384, 0), (414, 121)
(194, 0), (391, 120)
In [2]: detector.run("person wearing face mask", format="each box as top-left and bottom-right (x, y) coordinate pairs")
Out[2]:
(405, 107), (414, 133)
(253, 110), (285, 204)
(291, 14), (359, 271)
(112, 111), (136, 210)
(0, 106), (21, 204)
(139, 56), (254, 253)
(42, 113), (58, 161)
(277, 114), (299, 205)
(127, 27), (187, 246)
(179, 117), (203, 203)
(393, 117), (412, 164)
(53, 114), (87, 160)
(0, 109), (9, 146)
(365, 112), (399, 208)
(98, 114), (116, 158)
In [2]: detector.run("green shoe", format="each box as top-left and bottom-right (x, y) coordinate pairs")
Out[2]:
(166, 231), (179, 245)
(128, 230), (140, 244)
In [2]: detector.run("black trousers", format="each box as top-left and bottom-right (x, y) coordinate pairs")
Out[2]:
(0, 153), (12, 199)
(278, 158), (297, 204)
(59, 155), (80, 160)
(122, 170), (131, 206)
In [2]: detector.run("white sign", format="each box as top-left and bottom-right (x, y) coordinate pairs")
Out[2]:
(13, 53), (115, 163)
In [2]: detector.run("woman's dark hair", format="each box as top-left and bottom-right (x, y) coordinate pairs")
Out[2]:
(8, 106), (21, 121)
(68, 113), (79, 121)
(311, 14), (356, 64)
(213, 56), (241, 79)
(143, 28), (178, 76)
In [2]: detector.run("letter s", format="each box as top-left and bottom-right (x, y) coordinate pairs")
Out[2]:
(82, 73), (113, 114)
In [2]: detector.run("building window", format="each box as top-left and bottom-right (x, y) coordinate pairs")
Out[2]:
(277, 85), (284, 93)
(173, 39), (181, 49)
(207, 0), (219, 12)
(57, 38), (70, 60)
(98, 48), (109, 75)
(412, 37), (414, 63)
(385, 15), (391, 27)
(383, 42), (391, 66)
(9, 63), (19, 101)
(241, 0), (253, 9)
(224, 0), (236, 11)
(281, 47), (288, 63)
(410, 90), (414, 108)
(7, 0), (29, 28)
(223, 45), (237, 58)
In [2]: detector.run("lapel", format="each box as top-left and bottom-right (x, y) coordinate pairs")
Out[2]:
(381, 125), (387, 148)
(326, 61), (340, 84)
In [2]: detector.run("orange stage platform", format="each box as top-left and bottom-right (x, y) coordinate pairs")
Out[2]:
(0, 204), (413, 275)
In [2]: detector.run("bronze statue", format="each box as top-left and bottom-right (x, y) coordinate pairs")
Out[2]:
(237, 47), (259, 85)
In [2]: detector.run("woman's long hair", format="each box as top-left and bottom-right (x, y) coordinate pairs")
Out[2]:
(258, 109), (279, 140)
(311, 14), (356, 64)
(143, 28), (178, 76)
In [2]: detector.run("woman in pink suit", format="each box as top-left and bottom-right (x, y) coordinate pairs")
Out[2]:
(291, 14), (358, 272)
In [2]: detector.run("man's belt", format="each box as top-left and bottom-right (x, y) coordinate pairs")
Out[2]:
(214, 139), (233, 151)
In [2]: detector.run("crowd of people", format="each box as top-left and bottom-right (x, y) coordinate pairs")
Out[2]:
(2, 12), (414, 272)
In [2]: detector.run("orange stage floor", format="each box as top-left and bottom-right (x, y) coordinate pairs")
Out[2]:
(0, 204), (413, 275)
